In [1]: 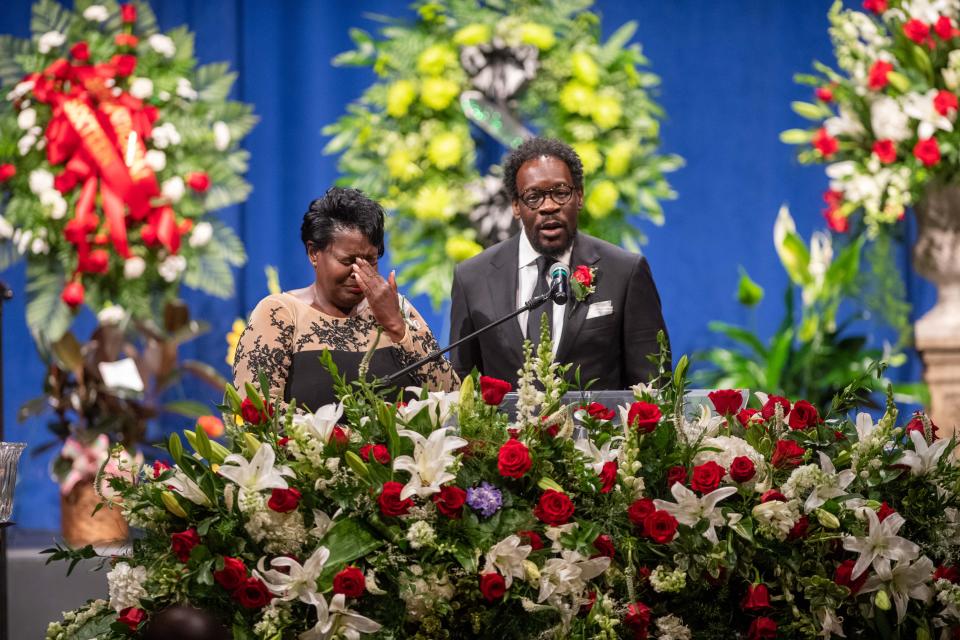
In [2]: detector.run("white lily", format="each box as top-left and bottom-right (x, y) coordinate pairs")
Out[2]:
(573, 436), (622, 474)
(301, 593), (382, 640)
(218, 442), (294, 499)
(904, 89), (954, 139)
(392, 427), (467, 500)
(398, 388), (459, 427)
(816, 607), (846, 638)
(255, 545), (329, 605)
(842, 509), (920, 579)
(483, 535), (532, 587)
(860, 555), (934, 622)
(655, 483), (738, 544)
(804, 452), (856, 513)
(310, 508), (340, 540)
(898, 430), (950, 477)
(165, 467), (211, 506)
(854, 412), (878, 444)
(537, 550), (610, 604)
(292, 402), (344, 444)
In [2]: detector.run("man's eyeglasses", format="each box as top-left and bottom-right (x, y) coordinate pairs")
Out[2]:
(519, 184), (575, 210)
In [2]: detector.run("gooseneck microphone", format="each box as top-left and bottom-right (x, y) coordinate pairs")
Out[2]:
(549, 262), (570, 305)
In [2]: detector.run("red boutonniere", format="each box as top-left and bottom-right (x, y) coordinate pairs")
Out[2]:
(571, 265), (597, 302)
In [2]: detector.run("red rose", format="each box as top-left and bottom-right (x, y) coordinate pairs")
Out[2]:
(117, 607), (146, 631)
(771, 439), (805, 469)
(627, 401), (661, 433)
(624, 602), (651, 636)
(479, 375), (512, 405)
(214, 556), (248, 590)
(906, 413), (940, 440)
(760, 489), (787, 503)
(432, 485), (467, 519)
(708, 389), (743, 415)
(788, 400), (821, 430)
(120, 4), (137, 23)
(903, 19), (931, 44)
(267, 487), (301, 513)
(240, 397), (267, 424)
(935, 90), (959, 116)
(152, 460), (171, 479)
(534, 489), (574, 525)
(868, 60), (893, 90)
(573, 264), (593, 287)
(627, 498), (656, 532)
(233, 576), (272, 609)
(812, 128), (838, 158)
(935, 565), (960, 584)
(915, 137), (941, 167)
(517, 530), (544, 551)
(330, 426), (349, 450)
(863, 0), (888, 12)
(748, 617), (777, 640)
(360, 443), (391, 464)
(584, 402), (615, 421)
(82, 249), (110, 274)
(936, 16), (957, 39)
(171, 528), (200, 563)
(333, 566), (366, 598)
(497, 439), (532, 478)
(61, 281), (85, 308)
(815, 86), (834, 102)
(873, 139), (897, 164)
(742, 583), (771, 612)
(592, 534), (615, 559)
(115, 33), (139, 48)
(579, 590), (596, 616)
(186, 171), (211, 193)
(788, 515), (809, 540)
(111, 54), (137, 77)
(666, 465), (687, 487)
(479, 572), (506, 602)
(729, 456), (756, 483)
(760, 395), (791, 420)
(0, 164), (14, 182)
(378, 481), (413, 517)
(834, 559), (868, 595)
(876, 501), (896, 522)
(69, 41), (90, 61)
(598, 460), (617, 494)
(645, 509), (679, 544)
(691, 461), (725, 493)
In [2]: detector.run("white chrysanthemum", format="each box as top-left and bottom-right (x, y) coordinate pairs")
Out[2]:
(123, 256), (146, 279)
(129, 77), (154, 100)
(17, 107), (36, 130)
(871, 96), (912, 142)
(40, 189), (67, 220)
(148, 33), (176, 58)
(152, 122), (181, 149)
(158, 254), (186, 282)
(161, 176), (185, 202)
(213, 120), (231, 151)
(82, 5), (109, 22)
(28, 169), (53, 194)
(752, 499), (801, 541)
(189, 221), (213, 248)
(37, 31), (65, 54)
(30, 236), (49, 254)
(655, 614), (692, 640)
(106, 562), (148, 612)
(145, 149), (166, 172)
(405, 521), (436, 549)
(649, 565), (687, 593)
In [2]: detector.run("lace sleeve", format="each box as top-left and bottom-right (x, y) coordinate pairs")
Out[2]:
(391, 296), (460, 391)
(232, 295), (296, 400)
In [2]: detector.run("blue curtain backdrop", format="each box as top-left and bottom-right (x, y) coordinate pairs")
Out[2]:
(1, 0), (935, 530)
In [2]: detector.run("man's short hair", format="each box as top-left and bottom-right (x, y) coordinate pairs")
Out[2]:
(502, 137), (585, 200)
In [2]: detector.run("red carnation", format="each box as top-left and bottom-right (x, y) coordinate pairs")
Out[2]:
(82, 249), (109, 274)
(598, 460), (617, 494)
(592, 534), (615, 558)
(788, 400), (821, 430)
(876, 501), (896, 522)
(627, 401), (661, 433)
(914, 137), (942, 167)
(624, 602), (652, 636)
(863, 0), (888, 13)
(213, 556), (248, 590)
(788, 515), (810, 540)
(729, 456), (756, 483)
(61, 281), (85, 308)
(760, 489), (787, 503)
(645, 510), (679, 544)
(233, 576), (272, 609)
(903, 19), (931, 44)
(518, 530), (544, 551)
(120, 4), (137, 23)
(359, 443), (391, 464)
(812, 128), (838, 158)
(171, 527), (200, 563)
(583, 402), (615, 421)
(691, 461), (725, 493)
(825, 207), (850, 233)
(834, 559), (868, 595)
(498, 439), (532, 478)
(748, 617), (778, 640)
(737, 408), (762, 428)
(772, 439), (805, 469)
(152, 460), (171, 479)
(479, 572), (506, 602)
(267, 487), (301, 513)
(378, 481), (413, 517)
(935, 90), (959, 116)
(761, 395), (791, 420)
(186, 171), (211, 193)
(534, 489), (574, 525)
(666, 465), (687, 488)
(432, 485), (467, 519)
(936, 16), (957, 39)
(627, 498), (656, 532)
(873, 139), (897, 164)
(111, 53), (137, 77)
(868, 60), (894, 90)
(708, 389), (743, 415)
(117, 607), (147, 631)
(742, 583), (771, 612)
(69, 41), (90, 61)
(332, 566), (366, 598)
(479, 375), (512, 405)
(815, 86), (834, 102)
(935, 565), (960, 584)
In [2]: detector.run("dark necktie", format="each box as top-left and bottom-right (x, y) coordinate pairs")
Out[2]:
(526, 255), (552, 348)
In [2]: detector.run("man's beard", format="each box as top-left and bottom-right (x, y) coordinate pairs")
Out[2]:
(530, 228), (576, 258)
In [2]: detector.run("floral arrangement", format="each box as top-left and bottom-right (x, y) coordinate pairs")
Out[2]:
(784, 0), (960, 235)
(45, 327), (960, 639)
(324, 0), (681, 304)
(0, 0), (255, 344)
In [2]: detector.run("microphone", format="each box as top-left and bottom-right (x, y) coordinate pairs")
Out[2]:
(549, 263), (569, 305)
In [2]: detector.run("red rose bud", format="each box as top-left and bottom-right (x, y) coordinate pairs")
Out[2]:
(213, 556), (248, 590)
(772, 440), (805, 469)
(903, 18), (931, 44)
(863, 0), (888, 13)
(497, 439), (532, 478)
(708, 389), (743, 415)
(233, 576), (272, 609)
(645, 509), (679, 544)
(83, 249), (110, 274)
(359, 443), (390, 464)
(329, 425), (349, 450)
(111, 54), (137, 77)
(432, 485), (467, 518)
(584, 402), (615, 421)
(742, 583), (771, 612)
(624, 602), (652, 635)
(666, 465), (687, 487)
(748, 616), (777, 640)
(935, 565), (960, 584)
(935, 90), (959, 116)
(517, 529), (544, 551)
(812, 128), (838, 158)
(115, 33), (139, 48)
(815, 86), (834, 102)
(760, 489), (787, 503)
(378, 481), (413, 517)
(936, 16), (957, 39)
(573, 264), (593, 287)
(186, 171), (211, 193)
(479, 572), (506, 602)
(691, 461), (725, 493)
(332, 566), (366, 598)
(598, 460), (617, 494)
(479, 375), (512, 405)
(788, 515), (810, 540)
(906, 412), (940, 440)
(729, 456), (756, 483)
(170, 527), (200, 563)
(69, 41), (90, 61)
(120, 4), (137, 23)
(534, 489), (574, 525)
(592, 534), (615, 558)
(868, 60), (893, 90)
(914, 137), (941, 167)
(267, 487), (301, 513)
(834, 559), (868, 595)
(788, 400), (821, 430)
(117, 607), (147, 631)
(627, 498), (656, 532)
(760, 395), (791, 420)
(0, 164), (15, 182)
(61, 281), (85, 308)
(152, 460), (171, 479)
(876, 501), (896, 522)
(873, 139), (897, 164)
(627, 401), (661, 433)
(240, 397), (268, 424)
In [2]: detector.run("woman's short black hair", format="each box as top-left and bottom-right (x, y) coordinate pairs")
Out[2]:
(502, 137), (585, 200)
(300, 187), (386, 258)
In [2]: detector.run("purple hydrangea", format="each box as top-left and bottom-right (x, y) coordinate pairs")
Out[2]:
(466, 481), (502, 517)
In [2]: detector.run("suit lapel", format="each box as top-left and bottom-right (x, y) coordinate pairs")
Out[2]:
(488, 234), (525, 354)
(556, 234), (600, 363)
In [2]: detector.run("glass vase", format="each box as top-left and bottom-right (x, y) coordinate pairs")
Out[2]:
(0, 442), (26, 523)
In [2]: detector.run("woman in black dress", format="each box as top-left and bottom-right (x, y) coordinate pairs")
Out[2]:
(232, 187), (458, 411)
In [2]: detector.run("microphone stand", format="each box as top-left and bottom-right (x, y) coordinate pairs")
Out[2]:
(0, 280), (12, 640)
(380, 282), (560, 387)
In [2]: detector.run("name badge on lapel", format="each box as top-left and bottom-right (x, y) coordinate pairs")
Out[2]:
(586, 300), (613, 319)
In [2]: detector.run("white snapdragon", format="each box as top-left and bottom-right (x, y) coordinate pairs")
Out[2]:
(17, 107), (36, 130)
(405, 521), (436, 549)
(188, 221), (213, 248)
(151, 122), (181, 149)
(157, 254), (186, 282)
(148, 34), (176, 58)
(161, 176), (185, 202)
(106, 562), (148, 612)
(650, 565), (687, 593)
(213, 120), (231, 151)
(37, 31), (66, 54)
(129, 77), (154, 100)
(123, 256), (146, 279)
(82, 5), (109, 22)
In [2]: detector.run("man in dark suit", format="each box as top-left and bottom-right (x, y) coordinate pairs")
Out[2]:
(449, 137), (669, 388)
